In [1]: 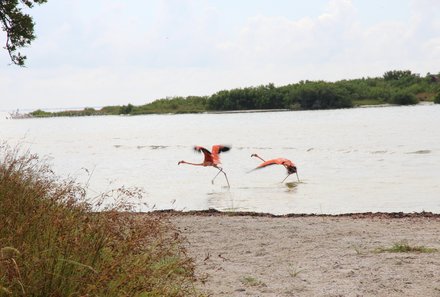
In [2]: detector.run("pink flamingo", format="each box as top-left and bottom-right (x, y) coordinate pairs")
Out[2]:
(251, 153), (299, 183)
(178, 145), (231, 187)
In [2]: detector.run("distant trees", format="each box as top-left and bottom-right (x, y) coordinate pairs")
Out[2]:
(383, 70), (419, 82)
(207, 84), (285, 111)
(130, 96), (208, 114)
(434, 92), (440, 104)
(119, 103), (134, 114)
(0, 0), (47, 66)
(391, 92), (418, 105)
(288, 82), (352, 110)
(29, 70), (440, 117)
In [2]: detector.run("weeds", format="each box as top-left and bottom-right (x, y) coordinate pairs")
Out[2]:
(288, 264), (304, 278)
(374, 242), (438, 254)
(0, 144), (199, 296)
(240, 276), (266, 287)
(352, 244), (365, 255)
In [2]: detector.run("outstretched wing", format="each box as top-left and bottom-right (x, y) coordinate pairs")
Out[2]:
(211, 145), (230, 155)
(211, 145), (231, 165)
(252, 158), (292, 171)
(194, 146), (212, 163)
(254, 159), (282, 170)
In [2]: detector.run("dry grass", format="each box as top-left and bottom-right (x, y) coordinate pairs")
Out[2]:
(0, 143), (200, 296)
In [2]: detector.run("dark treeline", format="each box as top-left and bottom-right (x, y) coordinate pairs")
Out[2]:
(30, 70), (440, 117)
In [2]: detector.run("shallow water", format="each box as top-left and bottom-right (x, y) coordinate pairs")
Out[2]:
(1, 104), (439, 214)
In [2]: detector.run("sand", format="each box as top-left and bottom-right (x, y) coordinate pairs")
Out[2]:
(168, 212), (440, 297)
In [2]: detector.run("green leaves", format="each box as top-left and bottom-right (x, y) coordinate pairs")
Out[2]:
(0, 0), (47, 66)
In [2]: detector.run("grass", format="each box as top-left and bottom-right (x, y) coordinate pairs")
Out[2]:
(0, 143), (200, 296)
(240, 276), (266, 287)
(374, 242), (438, 254)
(288, 264), (304, 278)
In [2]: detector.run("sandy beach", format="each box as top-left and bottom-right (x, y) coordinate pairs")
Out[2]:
(168, 212), (440, 297)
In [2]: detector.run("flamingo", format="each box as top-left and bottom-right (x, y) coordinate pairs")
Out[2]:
(178, 145), (231, 187)
(251, 153), (299, 183)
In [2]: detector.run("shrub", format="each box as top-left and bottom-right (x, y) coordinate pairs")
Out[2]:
(120, 103), (134, 114)
(0, 144), (199, 296)
(434, 92), (440, 104)
(391, 91), (418, 105)
(29, 109), (51, 117)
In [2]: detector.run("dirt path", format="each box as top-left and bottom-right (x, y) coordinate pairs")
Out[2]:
(170, 213), (440, 296)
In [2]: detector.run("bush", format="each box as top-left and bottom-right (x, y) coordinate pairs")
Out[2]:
(29, 109), (51, 117)
(296, 83), (352, 109)
(434, 93), (440, 104)
(120, 103), (134, 114)
(391, 92), (418, 105)
(0, 144), (199, 296)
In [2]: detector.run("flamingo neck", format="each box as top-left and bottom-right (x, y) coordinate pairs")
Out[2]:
(252, 154), (266, 162)
(179, 161), (204, 166)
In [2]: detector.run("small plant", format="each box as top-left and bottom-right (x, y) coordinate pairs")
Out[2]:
(375, 242), (438, 253)
(288, 265), (304, 278)
(240, 276), (266, 287)
(352, 245), (363, 255)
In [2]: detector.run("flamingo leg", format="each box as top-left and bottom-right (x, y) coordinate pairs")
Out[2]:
(211, 168), (222, 184)
(222, 170), (230, 188)
(281, 174), (291, 183)
(212, 167), (230, 188)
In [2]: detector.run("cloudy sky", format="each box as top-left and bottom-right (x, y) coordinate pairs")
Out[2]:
(1, 0), (439, 111)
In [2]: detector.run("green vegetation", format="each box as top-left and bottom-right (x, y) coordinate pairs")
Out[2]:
(288, 264), (305, 278)
(240, 276), (266, 287)
(375, 242), (438, 253)
(0, 144), (199, 296)
(434, 92), (440, 104)
(29, 70), (440, 117)
(391, 91), (418, 105)
(0, 0), (47, 66)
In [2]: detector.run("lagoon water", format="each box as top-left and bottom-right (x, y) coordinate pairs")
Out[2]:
(1, 104), (440, 215)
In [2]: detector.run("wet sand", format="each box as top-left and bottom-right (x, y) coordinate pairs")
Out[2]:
(168, 211), (440, 296)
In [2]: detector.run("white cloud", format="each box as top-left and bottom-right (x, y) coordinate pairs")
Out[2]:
(214, 0), (439, 83)
(1, 0), (439, 110)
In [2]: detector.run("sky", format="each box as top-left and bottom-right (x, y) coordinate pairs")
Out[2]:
(1, 0), (439, 111)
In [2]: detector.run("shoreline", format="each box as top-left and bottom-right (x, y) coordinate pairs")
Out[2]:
(9, 101), (436, 119)
(144, 208), (440, 219)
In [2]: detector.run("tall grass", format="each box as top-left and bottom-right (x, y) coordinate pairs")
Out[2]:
(0, 144), (199, 296)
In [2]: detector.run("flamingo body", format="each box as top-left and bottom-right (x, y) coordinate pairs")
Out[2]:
(193, 145), (230, 166)
(255, 158), (297, 174)
(251, 153), (299, 182)
(178, 145), (231, 187)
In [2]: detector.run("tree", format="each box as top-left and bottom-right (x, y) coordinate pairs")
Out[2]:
(391, 91), (418, 105)
(434, 92), (440, 104)
(0, 0), (47, 66)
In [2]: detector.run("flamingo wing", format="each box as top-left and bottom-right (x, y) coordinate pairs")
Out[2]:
(211, 145), (230, 155)
(211, 145), (231, 165)
(281, 159), (295, 167)
(194, 146), (213, 163)
(254, 158), (285, 170)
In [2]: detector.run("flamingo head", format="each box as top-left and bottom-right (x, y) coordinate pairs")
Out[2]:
(285, 163), (297, 174)
(250, 153), (258, 158)
(178, 160), (184, 165)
